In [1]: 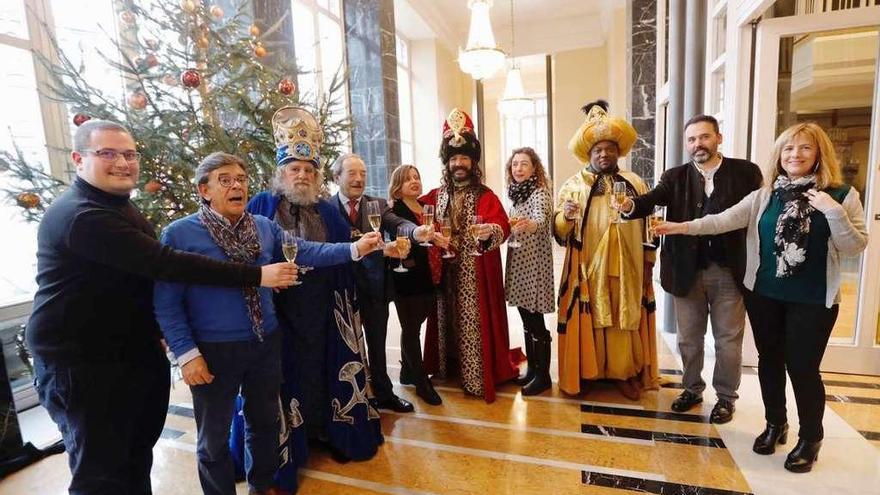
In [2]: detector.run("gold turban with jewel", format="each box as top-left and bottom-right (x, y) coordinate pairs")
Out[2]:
(568, 102), (637, 164)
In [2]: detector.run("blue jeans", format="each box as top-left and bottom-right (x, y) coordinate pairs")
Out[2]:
(34, 344), (170, 495)
(191, 330), (281, 495)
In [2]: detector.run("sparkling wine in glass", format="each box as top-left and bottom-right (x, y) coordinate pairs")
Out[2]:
(420, 204), (435, 246)
(393, 226), (410, 273)
(644, 206), (665, 247)
(282, 230), (303, 285)
(508, 214), (522, 248)
(611, 181), (627, 224)
(439, 216), (455, 259)
(469, 215), (483, 256)
(365, 200), (384, 249)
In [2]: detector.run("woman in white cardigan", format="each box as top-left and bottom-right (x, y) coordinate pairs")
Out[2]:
(656, 122), (867, 473)
(504, 147), (555, 396)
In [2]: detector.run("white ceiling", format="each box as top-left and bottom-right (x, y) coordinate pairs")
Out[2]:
(396, 0), (622, 56)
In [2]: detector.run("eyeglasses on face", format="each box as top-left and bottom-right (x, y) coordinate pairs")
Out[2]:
(217, 175), (249, 188)
(83, 149), (141, 163)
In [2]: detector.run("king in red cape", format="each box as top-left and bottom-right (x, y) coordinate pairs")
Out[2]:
(421, 108), (523, 403)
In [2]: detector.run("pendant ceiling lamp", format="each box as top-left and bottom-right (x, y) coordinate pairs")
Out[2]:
(499, 0), (532, 116)
(458, 0), (506, 80)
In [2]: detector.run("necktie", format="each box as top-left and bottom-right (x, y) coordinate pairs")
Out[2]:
(348, 199), (358, 225)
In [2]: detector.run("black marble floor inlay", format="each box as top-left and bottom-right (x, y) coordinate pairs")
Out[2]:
(825, 394), (880, 405)
(582, 470), (753, 495)
(823, 379), (880, 390)
(659, 368), (683, 376)
(160, 427), (185, 440)
(167, 404), (195, 418)
(859, 430), (880, 441)
(661, 382), (685, 389)
(581, 404), (710, 423)
(581, 424), (725, 448)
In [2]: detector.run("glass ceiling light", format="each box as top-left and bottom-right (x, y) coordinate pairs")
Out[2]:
(499, 0), (532, 116)
(458, 0), (506, 80)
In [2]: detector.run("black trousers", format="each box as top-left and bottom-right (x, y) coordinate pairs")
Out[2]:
(359, 290), (394, 401)
(517, 307), (550, 344)
(34, 345), (170, 495)
(394, 292), (436, 383)
(744, 290), (838, 441)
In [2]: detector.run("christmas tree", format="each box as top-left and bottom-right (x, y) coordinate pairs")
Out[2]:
(1, 0), (349, 230)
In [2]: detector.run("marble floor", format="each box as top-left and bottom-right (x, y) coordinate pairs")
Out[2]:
(3, 246), (879, 494)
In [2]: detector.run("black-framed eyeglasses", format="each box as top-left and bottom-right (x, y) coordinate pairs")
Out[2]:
(83, 149), (141, 163)
(217, 175), (249, 188)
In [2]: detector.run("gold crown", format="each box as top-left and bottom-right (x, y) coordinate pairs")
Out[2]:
(272, 106), (324, 165)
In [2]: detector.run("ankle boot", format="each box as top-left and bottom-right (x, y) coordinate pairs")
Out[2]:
(784, 439), (822, 473)
(752, 422), (789, 455)
(522, 334), (551, 396)
(514, 331), (535, 386)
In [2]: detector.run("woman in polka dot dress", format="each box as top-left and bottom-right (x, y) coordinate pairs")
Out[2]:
(504, 147), (556, 395)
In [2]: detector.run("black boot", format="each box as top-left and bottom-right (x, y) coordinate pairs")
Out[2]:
(522, 334), (551, 396)
(415, 377), (442, 406)
(784, 439), (822, 473)
(752, 422), (789, 455)
(514, 331), (535, 386)
(399, 360), (415, 385)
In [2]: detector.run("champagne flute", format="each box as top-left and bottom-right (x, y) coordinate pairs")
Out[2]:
(439, 216), (455, 259)
(365, 200), (384, 249)
(469, 215), (483, 256)
(648, 206), (665, 243)
(420, 204), (435, 247)
(611, 181), (627, 224)
(393, 226), (410, 273)
(508, 213), (522, 248)
(281, 230), (303, 286)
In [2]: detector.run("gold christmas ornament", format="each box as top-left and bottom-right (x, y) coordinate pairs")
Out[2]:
(181, 0), (197, 13)
(197, 36), (209, 49)
(16, 192), (40, 209)
(249, 24), (261, 37)
(209, 5), (224, 19)
(254, 43), (267, 58)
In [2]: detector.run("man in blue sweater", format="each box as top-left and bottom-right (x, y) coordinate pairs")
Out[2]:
(154, 152), (380, 495)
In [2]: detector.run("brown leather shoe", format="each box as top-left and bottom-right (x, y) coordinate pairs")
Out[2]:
(615, 379), (641, 401)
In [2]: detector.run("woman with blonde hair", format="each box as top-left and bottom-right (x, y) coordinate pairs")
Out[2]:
(655, 122), (867, 473)
(387, 164), (442, 405)
(504, 147), (555, 395)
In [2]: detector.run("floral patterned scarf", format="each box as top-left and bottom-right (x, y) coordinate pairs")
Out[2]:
(772, 174), (816, 278)
(198, 204), (265, 340)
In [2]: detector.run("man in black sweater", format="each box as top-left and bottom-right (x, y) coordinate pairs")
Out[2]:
(26, 120), (297, 495)
(619, 115), (762, 424)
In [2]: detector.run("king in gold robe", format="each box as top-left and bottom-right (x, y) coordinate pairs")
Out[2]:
(553, 101), (659, 397)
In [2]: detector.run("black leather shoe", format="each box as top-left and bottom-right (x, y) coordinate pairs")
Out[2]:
(670, 390), (703, 412)
(784, 439), (822, 473)
(710, 399), (735, 424)
(416, 380), (442, 406)
(374, 394), (415, 413)
(752, 422), (789, 455)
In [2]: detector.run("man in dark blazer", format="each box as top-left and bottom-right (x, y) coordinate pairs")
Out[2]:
(620, 115), (762, 423)
(331, 153), (433, 413)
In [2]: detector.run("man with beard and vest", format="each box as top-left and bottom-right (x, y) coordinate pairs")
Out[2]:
(420, 108), (522, 403)
(554, 100), (660, 400)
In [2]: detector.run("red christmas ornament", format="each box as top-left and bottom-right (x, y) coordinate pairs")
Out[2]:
(128, 92), (148, 111)
(278, 78), (295, 95)
(254, 43), (267, 58)
(16, 192), (41, 209)
(181, 69), (201, 88)
(73, 113), (91, 126)
(144, 180), (163, 194)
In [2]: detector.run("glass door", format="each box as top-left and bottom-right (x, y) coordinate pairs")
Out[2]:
(751, 9), (880, 375)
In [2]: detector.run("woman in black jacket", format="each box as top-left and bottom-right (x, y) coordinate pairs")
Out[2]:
(388, 165), (442, 405)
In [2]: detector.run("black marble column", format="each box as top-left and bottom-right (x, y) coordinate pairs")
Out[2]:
(628, 0), (657, 184)
(343, 0), (400, 197)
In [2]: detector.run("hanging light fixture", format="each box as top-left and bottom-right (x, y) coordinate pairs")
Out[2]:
(458, 0), (506, 80)
(498, 0), (532, 116)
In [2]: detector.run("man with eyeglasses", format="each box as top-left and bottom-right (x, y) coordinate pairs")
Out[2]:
(154, 152), (381, 495)
(26, 120), (299, 495)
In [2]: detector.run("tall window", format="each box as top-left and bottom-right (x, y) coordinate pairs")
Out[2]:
(395, 33), (414, 165)
(707, 0), (728, 142)
(500, 98), (549, 182)
(0, 0), (119, 307)
(291, 0), (348, 129)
